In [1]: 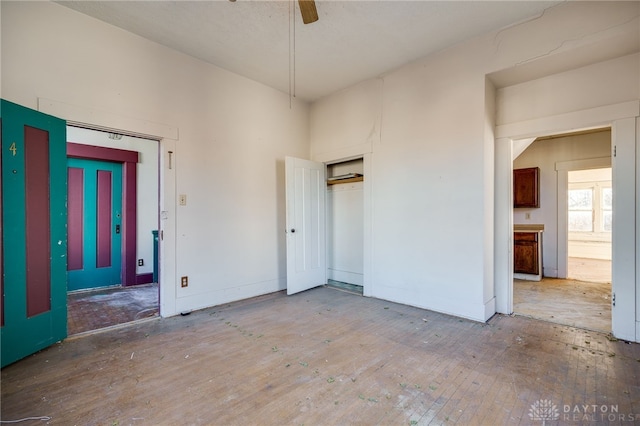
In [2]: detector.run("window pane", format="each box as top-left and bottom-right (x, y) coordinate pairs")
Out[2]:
(568, 189), (592, 209)
(603, 211), (612, 232)
(569, 211), (593, 232)
(602, 188), (612, 210)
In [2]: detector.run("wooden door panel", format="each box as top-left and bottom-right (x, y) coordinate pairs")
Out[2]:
(24, 125), (52, 317)
(67, 158), (123, 291)
(514, 242), (538, 274)
(286, 156), (326, 295)
(514, 167), (539, 208)
(1, 99), (67, 368)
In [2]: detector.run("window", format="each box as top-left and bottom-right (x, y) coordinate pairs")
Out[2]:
(602, 187), (612, 232)
(568, 182), (611, 234)
(567, 168), (611, 260)
(568, 188), (593, 232)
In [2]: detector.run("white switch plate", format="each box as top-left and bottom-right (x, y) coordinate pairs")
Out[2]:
(179, 194), (187, 206)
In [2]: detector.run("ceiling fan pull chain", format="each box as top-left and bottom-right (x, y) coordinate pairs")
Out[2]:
(289, 0), (292, 108)
(293, 0), (296, 99)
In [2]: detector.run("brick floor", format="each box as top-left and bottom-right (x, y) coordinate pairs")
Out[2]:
(67, 283), (159, 335)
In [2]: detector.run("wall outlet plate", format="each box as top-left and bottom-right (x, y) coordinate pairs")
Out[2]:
(181, 276), (188, 287)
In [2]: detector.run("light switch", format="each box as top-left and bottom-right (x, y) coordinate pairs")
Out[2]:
(179, 194), (187, 206)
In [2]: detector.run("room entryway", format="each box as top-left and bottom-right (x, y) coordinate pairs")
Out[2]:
(66, 127), (160, 335)
(512, 129), (612, 333)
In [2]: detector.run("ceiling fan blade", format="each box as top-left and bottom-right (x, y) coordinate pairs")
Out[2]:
(298, 0), (318, 24)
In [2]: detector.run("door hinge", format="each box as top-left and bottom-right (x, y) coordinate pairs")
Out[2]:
(612, 292), (615, 307)
(613, 146), (616, 157)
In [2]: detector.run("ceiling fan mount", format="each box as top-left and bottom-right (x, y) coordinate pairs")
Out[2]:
(228, 0), (318, 25)
(298, 0), (319, 25)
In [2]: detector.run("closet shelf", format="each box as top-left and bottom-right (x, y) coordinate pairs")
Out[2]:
(327, 176), (364, 185)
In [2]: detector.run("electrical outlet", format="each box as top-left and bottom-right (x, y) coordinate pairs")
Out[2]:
(138, 259), (144, 267)
(179, 194), (187, 206)
(181, 276), (188, 287)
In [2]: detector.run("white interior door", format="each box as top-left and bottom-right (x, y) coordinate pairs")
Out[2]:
(285, 156), (326, 295)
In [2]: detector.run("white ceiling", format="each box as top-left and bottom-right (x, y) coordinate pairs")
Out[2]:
(57, 0), (563, 102)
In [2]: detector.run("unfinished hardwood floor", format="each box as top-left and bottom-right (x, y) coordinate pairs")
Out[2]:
(2, 287), (639, 425)
(514, 278), (611, 333)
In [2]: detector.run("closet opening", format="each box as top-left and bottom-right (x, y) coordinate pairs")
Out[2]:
(326, 158), (364, 295)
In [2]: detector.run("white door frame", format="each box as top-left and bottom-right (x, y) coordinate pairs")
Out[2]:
(38, 98), (179, 317)
(494, 101), (639, 342)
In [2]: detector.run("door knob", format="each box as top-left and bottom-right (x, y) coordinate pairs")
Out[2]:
(290, 228), (296, 233)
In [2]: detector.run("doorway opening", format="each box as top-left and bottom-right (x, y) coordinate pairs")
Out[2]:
(567, 167), (612, 283)
(326, 158), (364, 296)
(512, 128), (612, 333)
(66, 126), (160, 335)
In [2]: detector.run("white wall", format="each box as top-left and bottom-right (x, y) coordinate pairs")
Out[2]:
(310, 1), (639, 322)
(67, 127), (159, 276)
(513, 131), (611, 277)
(496, 54), (640, 126)
(1, 1), (309, 316)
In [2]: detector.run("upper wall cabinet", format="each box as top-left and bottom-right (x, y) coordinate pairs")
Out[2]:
(514, 167), (539, 208)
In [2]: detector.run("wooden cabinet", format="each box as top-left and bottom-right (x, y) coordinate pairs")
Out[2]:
(514, 232), (539, 275)
(514, 167), (539, 208)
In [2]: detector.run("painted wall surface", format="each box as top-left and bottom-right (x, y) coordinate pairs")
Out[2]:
(67, 127), (159, 276)
(513, 131), (611, 277)
(1, 1), (309, 316)
(310, 1), (639, 321)
(496, 54), (640, 126)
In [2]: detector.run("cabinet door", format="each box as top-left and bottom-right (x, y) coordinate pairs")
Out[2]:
(514, 167), (539, 208)
(514, 241), (539, 274)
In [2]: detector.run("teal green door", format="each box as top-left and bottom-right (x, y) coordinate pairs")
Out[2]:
(67, 158), (123, 291)
(1, 100), (67, 368)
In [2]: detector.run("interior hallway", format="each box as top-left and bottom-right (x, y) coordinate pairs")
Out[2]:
(67, 283), (159, 335)
(3, 286), (638, 425)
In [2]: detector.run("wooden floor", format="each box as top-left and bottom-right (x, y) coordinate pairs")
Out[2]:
(514, 278), (611, 333)
(2, 287), (639, 425)
(567, 257), (611, 284)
